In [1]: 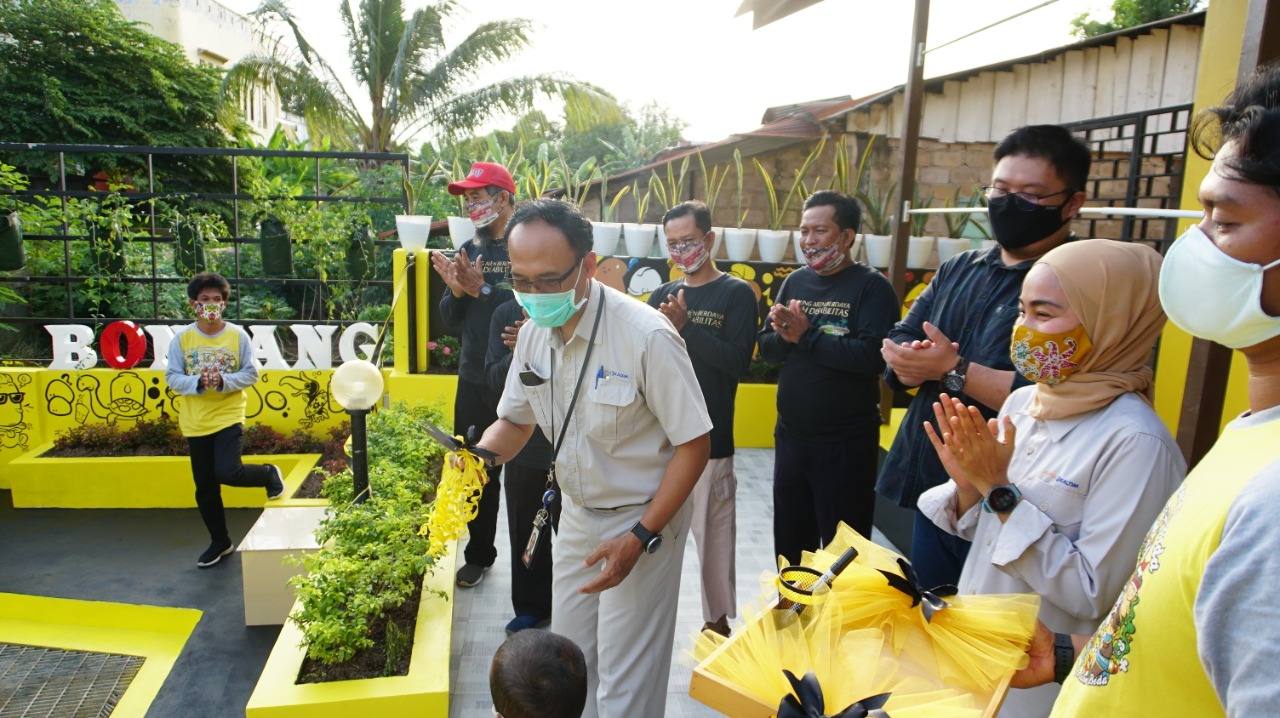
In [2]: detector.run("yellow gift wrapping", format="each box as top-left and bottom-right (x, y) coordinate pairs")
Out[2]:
(689, 521), (1040, 716)
(419, 449), (489, 558)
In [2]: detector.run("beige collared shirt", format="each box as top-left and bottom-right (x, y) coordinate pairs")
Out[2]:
(497, 280), (713, 510)
(918, 386), (1186, 636)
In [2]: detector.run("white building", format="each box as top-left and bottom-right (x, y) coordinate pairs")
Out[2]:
(115, 0), (297, 143)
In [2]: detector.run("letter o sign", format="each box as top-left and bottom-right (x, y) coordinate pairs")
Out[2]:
(100, 321), (148, 369)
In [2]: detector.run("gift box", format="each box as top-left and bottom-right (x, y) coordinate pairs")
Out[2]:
(690, 523), (1039, 717)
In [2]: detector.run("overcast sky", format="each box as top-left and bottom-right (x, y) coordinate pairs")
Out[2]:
(220, 0), (1117, 144)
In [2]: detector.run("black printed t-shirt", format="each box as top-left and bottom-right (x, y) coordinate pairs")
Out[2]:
(758, 263), (898, 441)
(648, 273), (759, 458)
(437, 238), (513, 385)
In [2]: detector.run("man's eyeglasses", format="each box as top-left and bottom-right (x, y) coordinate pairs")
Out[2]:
(505, 260), (581, 294)
(0, 392), (24, 405)
(982, 186), (1073, 208)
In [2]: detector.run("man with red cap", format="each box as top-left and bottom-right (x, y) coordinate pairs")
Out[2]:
(432, 162), (518, 594)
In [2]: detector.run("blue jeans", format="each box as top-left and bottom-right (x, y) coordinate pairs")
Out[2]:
(909, 511), (971, 588)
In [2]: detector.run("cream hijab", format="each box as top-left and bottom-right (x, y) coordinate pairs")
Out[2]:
(1027, 239), (1166, 420)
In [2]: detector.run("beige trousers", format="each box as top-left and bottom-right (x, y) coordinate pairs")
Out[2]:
(551, 497), (692, 718)
(689, 456), (737, 622)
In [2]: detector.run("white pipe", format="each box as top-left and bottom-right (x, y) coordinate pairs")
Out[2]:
(907, 206), (1202, 219)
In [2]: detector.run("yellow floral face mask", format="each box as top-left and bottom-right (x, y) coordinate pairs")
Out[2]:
(1009, 323), (1093, 385)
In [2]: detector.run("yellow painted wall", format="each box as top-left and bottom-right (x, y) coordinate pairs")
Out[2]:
(1153, 0), (1253, 435)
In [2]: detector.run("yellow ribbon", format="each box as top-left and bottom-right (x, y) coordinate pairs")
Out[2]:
(419, 446), (490, 558)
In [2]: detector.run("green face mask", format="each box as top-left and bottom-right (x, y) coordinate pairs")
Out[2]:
(513, 262), (586, 328)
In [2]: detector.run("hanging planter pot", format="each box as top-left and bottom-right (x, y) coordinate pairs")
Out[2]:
(623, 223), (655, 258)
(908, 236), (936, 269)
(591, 221), (621, 256)
(260, 216), (293, 277)
(345, 223), (373, 281)
(89, 224), (126, 275)
(723, 228), (757, 262)
(757, 229), (790, 263)
(863, 234), (891, 269)
(0, 212), (25, 271)
(173, 221), (206, 275)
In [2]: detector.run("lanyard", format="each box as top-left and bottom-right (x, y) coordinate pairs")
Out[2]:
(548, 284), (604, 473)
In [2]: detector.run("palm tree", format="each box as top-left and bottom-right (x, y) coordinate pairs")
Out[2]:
(226, 0), (618, 152)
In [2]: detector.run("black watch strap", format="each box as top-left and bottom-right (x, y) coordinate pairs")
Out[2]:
(1053, 632), (1076, 684)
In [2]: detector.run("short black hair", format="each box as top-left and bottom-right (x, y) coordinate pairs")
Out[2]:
(662, 200), (712, 234)
(490, 630), (587, 718)
(505, 199), (594, 258)
(187, 272), (230, 301)
(802, 190), (861, 232)
(1191, 61), (1280, 193)
(993, 125), (1092, 192)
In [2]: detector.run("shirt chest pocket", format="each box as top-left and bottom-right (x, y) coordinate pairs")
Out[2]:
(1019, 469), (1089, 536)
(586, 376), (636, 444)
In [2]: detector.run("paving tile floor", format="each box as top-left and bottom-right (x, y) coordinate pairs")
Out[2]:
(447, 448), (900, 718)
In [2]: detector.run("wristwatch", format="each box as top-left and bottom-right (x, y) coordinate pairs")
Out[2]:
(942, 355), (969, 394)
(630, 521), (663, 554)
(478, 282), (493, 298)
(982, 484), (1022, 514)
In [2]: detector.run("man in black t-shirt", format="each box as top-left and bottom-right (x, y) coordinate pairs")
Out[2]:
(432, 161), (517, 589)
(648, 201), (757, 637)
(759, 191), (898, 563)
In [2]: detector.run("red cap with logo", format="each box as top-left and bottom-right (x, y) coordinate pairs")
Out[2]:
(447, 161), (517, 196)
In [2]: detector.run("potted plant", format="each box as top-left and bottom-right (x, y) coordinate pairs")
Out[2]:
(908, 187), (936, 269)
(649, 157), (690, 258)
(753, 137), (825, 264)
(593, 182), (629, 256)
(723, 148), (757, 262)
(937, 188), (978, 265)
(623, 180), (655, 258)
(0, 163), (27, 271)
(856, 182), (895, 269)
(395, 165), (433, 252)
(698, 152), (731, 260)
(76, 190), (134, 276)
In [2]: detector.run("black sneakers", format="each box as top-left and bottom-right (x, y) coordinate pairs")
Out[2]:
(266, 466), (285, 500)
(197, 540), (234, 568)
(455, 563), (489, 588)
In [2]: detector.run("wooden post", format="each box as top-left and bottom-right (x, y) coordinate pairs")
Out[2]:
(1176, 0), (1278, 465)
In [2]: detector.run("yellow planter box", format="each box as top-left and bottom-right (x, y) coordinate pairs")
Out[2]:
(7, 446), (324, 508)
(246, 544), (457, 718)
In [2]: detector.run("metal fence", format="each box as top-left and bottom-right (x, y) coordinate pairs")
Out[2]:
(0, 143), (411, 363)
(1063, 103), (1194, 248)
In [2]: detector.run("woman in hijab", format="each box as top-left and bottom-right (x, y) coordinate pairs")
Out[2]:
(918, 238), (1187, 717)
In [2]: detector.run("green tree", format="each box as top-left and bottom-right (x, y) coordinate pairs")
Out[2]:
(228, 0), (619, 152)
(0, 0), (245, 186)
(1071, 0), (1203, 38)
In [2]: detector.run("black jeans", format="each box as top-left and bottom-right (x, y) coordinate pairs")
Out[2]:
(504, 462), (557, 620)
(909, 510), (972, 588)
(188, 423), (274, 544)
(456, 379), (503, 567)
(772, 426), (879, 565)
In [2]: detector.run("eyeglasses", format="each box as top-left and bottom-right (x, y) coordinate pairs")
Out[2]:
(505, 260), (581, 294)
(982, 186), (1073, 207)
(0, 392), (24, 404)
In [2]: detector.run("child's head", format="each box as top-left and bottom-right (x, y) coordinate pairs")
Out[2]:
(490, 630), (587, 718)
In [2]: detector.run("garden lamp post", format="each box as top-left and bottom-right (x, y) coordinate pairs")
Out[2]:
(331, 359), (384, 504)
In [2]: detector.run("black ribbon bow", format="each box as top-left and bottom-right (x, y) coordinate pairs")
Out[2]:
(777, 670), (891, 718)
(877, 557), (958, 623)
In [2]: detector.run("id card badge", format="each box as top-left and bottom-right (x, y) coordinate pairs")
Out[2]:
(522, 508), (549, 569)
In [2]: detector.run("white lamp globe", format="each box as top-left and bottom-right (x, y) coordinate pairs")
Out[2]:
(331, 360), (384, 411)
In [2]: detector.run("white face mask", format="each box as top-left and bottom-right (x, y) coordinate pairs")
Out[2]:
(1158, 224), (1280, 349)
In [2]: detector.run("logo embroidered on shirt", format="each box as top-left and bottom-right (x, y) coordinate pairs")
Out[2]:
(594, 366), (630, 389)
(1055, 477), (1081, 489)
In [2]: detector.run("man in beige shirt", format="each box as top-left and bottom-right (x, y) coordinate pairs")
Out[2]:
(472, 199), (712, 718)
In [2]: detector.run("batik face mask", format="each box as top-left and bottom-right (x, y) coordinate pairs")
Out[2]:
(194, 301), (225, 322)
(1009, 323), (1093, 385)
(670, 240), (710, 273)
(468, 198), (499, 229)
(803, 243), (845, 274)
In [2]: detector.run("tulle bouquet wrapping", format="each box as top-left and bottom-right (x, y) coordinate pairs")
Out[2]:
(418, 448), (489, 557)
(689, 522), (1039, 717)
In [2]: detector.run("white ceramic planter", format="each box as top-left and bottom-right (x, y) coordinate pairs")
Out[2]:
(849, 234), (864, 265)
(446, 216), (475, 250)
(394, 215), (432, 251)
(863, 234), (891, 269)
(908, 236), (936, 268)
(623, 223), (656, 258)
(591, 222), (621, 256)
(655, 226), (670, 258)
(936, 238), (970, 265)
(711, 228), (726, 259)
(757, 229), (790, 263)
(723, 228), (757, 262)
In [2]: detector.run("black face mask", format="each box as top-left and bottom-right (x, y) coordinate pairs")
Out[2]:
(986, 193), (1071, 250)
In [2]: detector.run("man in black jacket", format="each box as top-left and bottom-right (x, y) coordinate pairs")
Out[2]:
(431, 161), (517, 588)
(486, 299), (556, 635)
(759, 190), (898, 563)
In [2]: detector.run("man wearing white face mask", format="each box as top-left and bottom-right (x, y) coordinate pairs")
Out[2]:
(759, 190), (898, 562)
(165, 272), (284, 568)
(1009, 62), (1280, 718)
(433, 161), (517, 590)
(648, 200), (758, 637)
